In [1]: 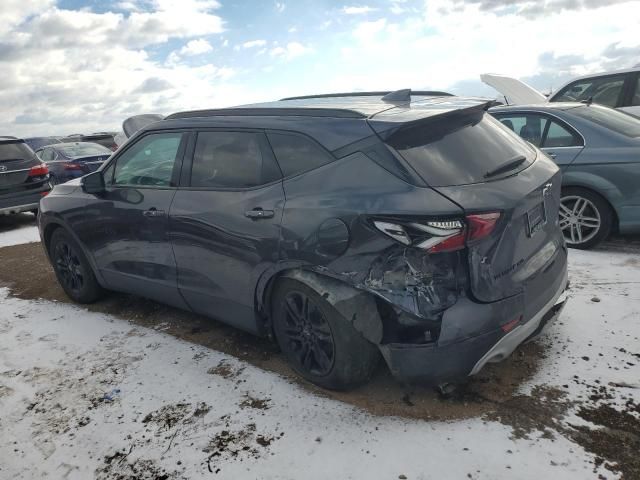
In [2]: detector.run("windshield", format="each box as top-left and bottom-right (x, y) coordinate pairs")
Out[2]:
(58, 142), (112, 157)
(387, 112), (536, 186)
(569, 105), (640, 137)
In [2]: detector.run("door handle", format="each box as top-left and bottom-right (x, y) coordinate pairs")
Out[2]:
(143, 208), (166, 218)
(547, 152), (557, 159)
(245, 208), (274, 219)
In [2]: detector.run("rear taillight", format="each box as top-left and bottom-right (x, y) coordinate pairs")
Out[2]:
(373, 212), (501, 253)
(62, 162), (83, 171)
(28, 164), (49, 177)
(467, 213), (501, 242)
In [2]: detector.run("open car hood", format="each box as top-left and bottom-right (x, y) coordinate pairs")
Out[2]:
(122, 114), (164, 138)
(480, 73), (547, 105)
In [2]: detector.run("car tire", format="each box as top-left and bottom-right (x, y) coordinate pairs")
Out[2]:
(271, 278), (379, 390)
(560, 187), (613, 249)
(49, 229), (104, 303)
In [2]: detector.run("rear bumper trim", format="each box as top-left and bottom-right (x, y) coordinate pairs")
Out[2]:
(468, 268), (569, 375)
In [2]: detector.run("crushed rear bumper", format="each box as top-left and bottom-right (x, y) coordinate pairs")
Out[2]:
(379, 266), (568, 385)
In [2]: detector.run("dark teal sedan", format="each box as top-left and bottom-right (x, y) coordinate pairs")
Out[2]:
(491, 103), (640, 248)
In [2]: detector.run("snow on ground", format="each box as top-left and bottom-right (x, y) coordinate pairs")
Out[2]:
(0, 290), (603, 480)
(0, 224), (39, 248)
(0, 226), (639, 479)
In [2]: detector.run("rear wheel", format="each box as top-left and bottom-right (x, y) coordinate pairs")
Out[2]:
(271, 279), (379, 390)
(559, 187), (612, 249)
(49, 229), (104, 303)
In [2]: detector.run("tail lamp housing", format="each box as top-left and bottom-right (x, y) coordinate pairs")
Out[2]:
(373, 212), (500, 253)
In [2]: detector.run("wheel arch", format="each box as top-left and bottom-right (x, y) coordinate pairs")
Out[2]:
(42, 219), (107, 286)
(257, 267), (384, 345)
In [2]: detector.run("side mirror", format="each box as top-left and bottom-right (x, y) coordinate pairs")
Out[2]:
(82, 171), (105, 194)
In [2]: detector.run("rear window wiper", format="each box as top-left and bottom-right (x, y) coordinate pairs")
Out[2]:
(484, 155), (527, 179)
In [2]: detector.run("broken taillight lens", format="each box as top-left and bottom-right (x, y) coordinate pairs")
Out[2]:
(372, 213), (501, 253)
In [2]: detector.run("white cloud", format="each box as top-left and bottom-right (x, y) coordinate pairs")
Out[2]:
(242, 39), (267, 49)
(342, 6), (377, 14)
(275, 2), (286, 12)
(269, 42), (311, 60)
(288, 26), (297, 33)
(353, 18), (387, 43)
(179, 38), (213, 56)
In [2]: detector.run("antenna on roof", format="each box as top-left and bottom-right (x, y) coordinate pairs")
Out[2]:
(381, 89), (412, 103)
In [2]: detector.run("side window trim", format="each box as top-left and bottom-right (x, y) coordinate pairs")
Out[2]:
(182, 129), (282, 191)
(264, 128), (336, 180)
(103, 130), (189, 190)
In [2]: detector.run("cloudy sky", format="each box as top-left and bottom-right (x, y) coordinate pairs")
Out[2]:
(2, 0), (639, 136)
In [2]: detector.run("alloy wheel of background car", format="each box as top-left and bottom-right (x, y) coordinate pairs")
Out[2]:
(559, 187), (613, 249)
(280, 290), (335, 376)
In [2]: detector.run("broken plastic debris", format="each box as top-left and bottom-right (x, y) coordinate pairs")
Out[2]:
(103, 388), (121, 402)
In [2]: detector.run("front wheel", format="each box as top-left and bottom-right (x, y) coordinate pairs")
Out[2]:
(49, 229), (104, 303)
(271, 279), (379, 390)
(559, 187), (612, 249)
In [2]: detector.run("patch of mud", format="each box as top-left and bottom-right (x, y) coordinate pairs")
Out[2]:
(571, 401), (640, 479)
(97, 450), (183, 480)
(142, 404), (192, 431)
(207, 360), (244, 380)
(203, 421), (280, 475)
(239, 395), (271, 410)
(484, 385), (571, 440)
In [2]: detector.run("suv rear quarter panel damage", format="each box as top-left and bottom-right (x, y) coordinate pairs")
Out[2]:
(266, 151), (467, 343)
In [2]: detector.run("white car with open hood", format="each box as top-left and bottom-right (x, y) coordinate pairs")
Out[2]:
(482, 67), (640, 117)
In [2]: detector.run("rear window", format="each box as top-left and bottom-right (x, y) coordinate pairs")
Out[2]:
(387, 112), (535, 186)
(58, 143), (111, 157)
(569, 105), (640, 137)
(0, 141), (35, 161)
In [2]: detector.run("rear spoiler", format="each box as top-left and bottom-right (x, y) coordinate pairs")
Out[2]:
(369, 100), (495, 141)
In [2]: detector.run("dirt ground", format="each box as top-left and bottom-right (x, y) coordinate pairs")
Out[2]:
(1, 214), (639, 478)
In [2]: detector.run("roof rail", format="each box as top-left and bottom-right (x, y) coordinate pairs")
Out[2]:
(280, 90), (453, 101)
(166, 107), (366, 120)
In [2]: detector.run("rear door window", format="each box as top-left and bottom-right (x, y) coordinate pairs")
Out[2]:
(495, 114), (548, 146)
(552, 74), (627, 108)
(190, 131), (281, 188)
(266, 132), (335, 177)
(387, 112), (535, 186)
(542, 120), (582, 148)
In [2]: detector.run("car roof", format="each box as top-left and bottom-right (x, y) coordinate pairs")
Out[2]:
(165, 90), (464, 121)
(0, 136), (22, 142)
(146, 91), (492, 152)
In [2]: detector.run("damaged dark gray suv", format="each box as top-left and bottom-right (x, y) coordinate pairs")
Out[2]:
(38, 90), (568, 390)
